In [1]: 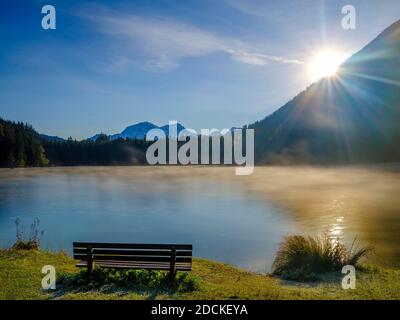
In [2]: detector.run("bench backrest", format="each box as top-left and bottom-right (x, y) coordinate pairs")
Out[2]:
(73, 242), (192, 265)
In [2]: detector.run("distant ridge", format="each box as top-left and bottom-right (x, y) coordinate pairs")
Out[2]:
(40, 134), (65, 142)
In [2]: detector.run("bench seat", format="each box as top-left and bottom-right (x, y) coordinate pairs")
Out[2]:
(73, 242), (193, 277)
(76, 260), (192, 271)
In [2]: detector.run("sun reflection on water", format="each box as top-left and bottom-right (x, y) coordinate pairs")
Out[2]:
(325, 197), (346, 244)
(328, 216), (346, 246)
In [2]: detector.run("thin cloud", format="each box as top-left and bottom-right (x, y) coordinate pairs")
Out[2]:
(228, 50), (303, 66)
(80, 8), (303, 72)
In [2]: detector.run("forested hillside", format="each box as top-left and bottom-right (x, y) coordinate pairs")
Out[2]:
(249, 20), (400, 164)
(0, 118), (49, 167)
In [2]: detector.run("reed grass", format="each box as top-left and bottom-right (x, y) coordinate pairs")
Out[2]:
(272, 234), (372, 280)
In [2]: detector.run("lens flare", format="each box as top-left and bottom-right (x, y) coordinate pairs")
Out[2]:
(308, 49), (348, 82)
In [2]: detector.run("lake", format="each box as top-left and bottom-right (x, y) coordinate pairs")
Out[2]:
(1, 166), (400, 272)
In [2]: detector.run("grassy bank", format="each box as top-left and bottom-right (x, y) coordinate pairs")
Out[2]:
(1, 249), (400, 300)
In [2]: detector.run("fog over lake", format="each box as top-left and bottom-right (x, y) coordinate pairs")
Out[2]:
(1, 166), (399, 272)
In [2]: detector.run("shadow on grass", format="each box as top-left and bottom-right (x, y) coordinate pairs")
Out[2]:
(55, 268), (199, 299)
(276, 271), (344, 288)
(276, 264), (376, 289)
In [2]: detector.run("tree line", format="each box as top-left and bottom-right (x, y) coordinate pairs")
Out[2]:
(0, 119), (151, 167)
(43, 135), (150, 166)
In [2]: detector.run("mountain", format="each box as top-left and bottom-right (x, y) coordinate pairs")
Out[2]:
(111, 121), (158, 140)
(249, 20), (400, 164)
(159, 122), (186, 137)
(89, 121), (187, 141)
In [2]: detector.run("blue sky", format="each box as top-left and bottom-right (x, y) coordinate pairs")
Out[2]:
(0, 0), (399, 139)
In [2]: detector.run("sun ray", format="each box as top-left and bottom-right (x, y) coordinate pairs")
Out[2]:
(308, 49), (349, 82)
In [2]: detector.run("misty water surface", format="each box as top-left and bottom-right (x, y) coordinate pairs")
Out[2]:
(1, 166), (400, 272)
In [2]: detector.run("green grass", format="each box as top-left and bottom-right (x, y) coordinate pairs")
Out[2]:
(272, 234), (372, 281)
(57, 267), (198, 297)
(1, 248), (400, 300)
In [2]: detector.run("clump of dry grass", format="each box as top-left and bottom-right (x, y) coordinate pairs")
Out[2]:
(12, 217), (44, 250)
(272, 234), (372, 281)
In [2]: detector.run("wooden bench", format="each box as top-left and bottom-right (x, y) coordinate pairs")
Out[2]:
(73, 242), (192, 277)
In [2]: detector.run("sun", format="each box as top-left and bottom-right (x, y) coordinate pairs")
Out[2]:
(308, 49), (348, 82)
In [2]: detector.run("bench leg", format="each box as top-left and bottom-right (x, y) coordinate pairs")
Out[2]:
(169, 247), (176, 279)
(87, 246), (93, 277)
